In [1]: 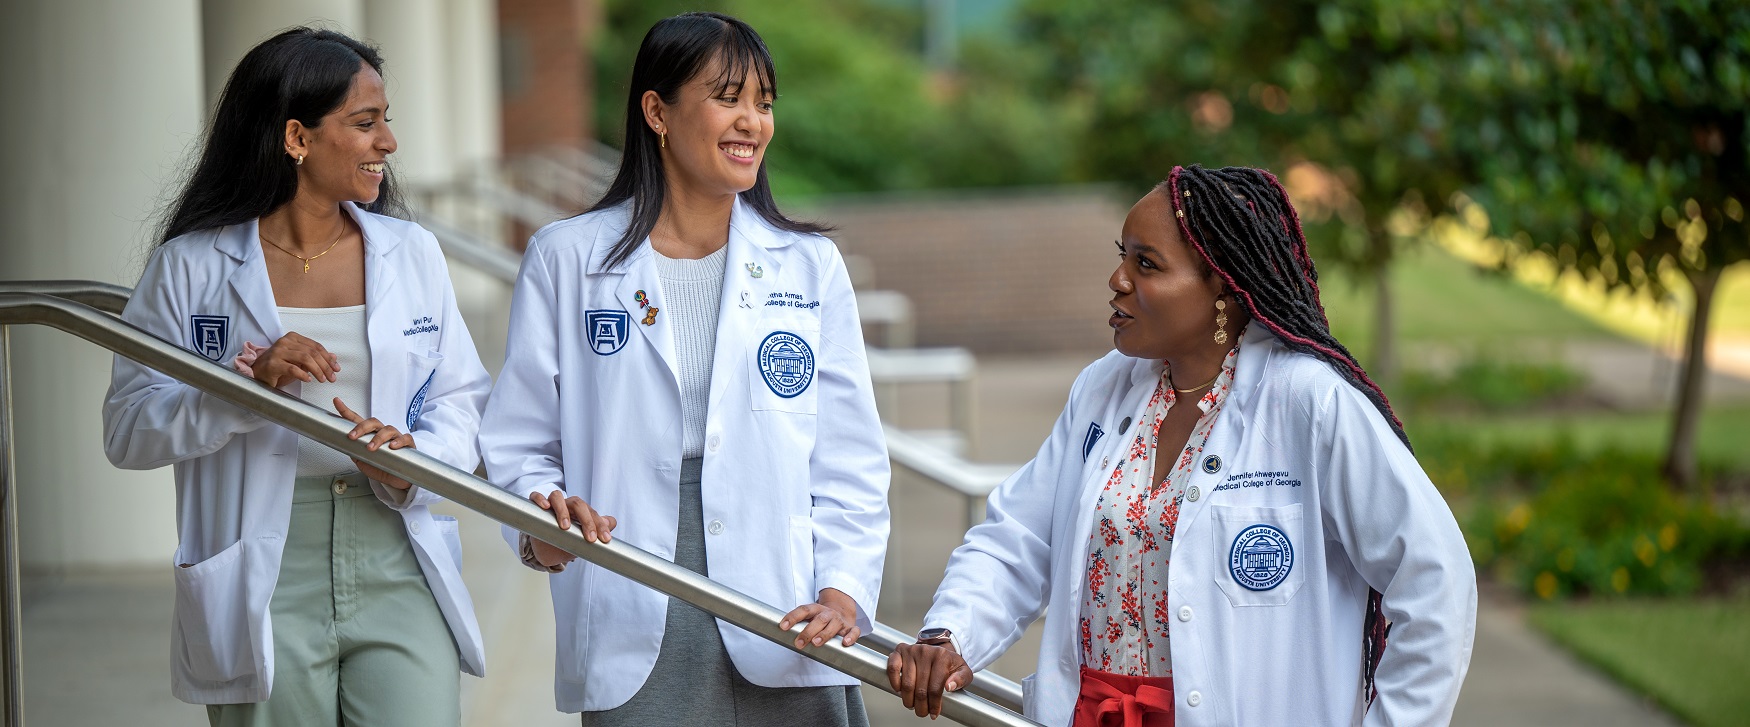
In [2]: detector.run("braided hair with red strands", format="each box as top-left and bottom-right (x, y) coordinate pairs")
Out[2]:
(1165, 163), (1400, 706)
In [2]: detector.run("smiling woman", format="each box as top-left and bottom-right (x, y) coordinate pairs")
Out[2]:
(479, 11), (889, 727)
(111, 26), (492, 727)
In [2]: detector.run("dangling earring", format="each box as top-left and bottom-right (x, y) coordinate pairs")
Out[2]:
(1214, 299), (1229, 345)
(658, 128), (666, 149)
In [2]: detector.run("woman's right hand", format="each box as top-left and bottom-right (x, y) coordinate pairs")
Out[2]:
(528, 489), (618, 568)
(887, 642), (973, 719)
(250, 332), (339, 388)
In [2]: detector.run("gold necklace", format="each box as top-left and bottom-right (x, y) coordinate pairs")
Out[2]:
(1169, 369), (1222, 394)
(261, 220), (347, 274)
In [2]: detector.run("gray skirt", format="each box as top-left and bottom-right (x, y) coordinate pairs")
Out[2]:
(580, 458), (868, 727)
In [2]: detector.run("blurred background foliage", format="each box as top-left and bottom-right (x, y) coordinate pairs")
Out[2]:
(586, 0), (1750, 602)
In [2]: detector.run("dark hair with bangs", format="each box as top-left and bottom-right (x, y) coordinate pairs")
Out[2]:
(588, 11), (828, 271)
(159, 27), (405, 245)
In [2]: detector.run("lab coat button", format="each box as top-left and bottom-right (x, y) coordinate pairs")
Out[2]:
(1187, 691), (1202, 707)
(707, 434), (721, 452)
(707, 519), (724, 535)
(1178, 605), (1193, 622)
(410, 521), (421, 535)
(1187, 485), (1200, 502)
(1100, 456), (1109, 469)
(333, 481), (348, 495)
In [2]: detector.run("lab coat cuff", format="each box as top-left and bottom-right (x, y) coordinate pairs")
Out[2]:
(368, 479), (418, 510)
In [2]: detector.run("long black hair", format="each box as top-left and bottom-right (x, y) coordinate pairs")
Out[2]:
(158, 27), (405, 245)
(1165, 163), (1400, 706)
(588, 12), (828, 271)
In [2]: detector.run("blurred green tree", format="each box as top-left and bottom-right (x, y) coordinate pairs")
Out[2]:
(592, 0), (1077, 198)
(1012, 0), (1477, 383)
(1445, 0), (1750, 487)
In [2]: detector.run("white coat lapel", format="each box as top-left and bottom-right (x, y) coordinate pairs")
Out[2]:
(614, 244), (680, 385)
(707, 201), (782, 413)
(353, 205), (407, 420)
(216, 219), (283, 343)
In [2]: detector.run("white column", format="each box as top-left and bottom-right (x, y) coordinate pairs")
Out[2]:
(200, 0), (365, 110)
(363, 0), (455, 188)
(0, 0), (205, 570)
(446, 0), (501, 170)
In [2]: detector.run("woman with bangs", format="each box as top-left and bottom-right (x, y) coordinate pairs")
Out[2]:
(480, 12), (889, 726)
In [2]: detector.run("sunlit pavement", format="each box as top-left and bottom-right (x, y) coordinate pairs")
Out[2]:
(19, 351), (1711, 726)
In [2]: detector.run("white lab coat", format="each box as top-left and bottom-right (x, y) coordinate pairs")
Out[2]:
(102, 203), (490, 704)
(479, 197), (891, 712)
(924, 325), (1476, 727)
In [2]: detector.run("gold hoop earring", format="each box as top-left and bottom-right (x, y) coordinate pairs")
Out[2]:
(1214, 298), (1229, 345)
(658, 129), (666, 149)
(295, 154), (304, 166)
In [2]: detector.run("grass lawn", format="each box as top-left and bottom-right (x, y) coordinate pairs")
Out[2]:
(1529, 596), (1750, 727)
(1409, 406), (1750, 474)
(1316, 246), (1619, 366)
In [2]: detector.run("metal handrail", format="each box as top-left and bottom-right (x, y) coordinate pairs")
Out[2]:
(0, 288), (1034, 725)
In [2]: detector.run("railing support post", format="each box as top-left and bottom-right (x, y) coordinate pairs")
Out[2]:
(0, 326), (23, 727)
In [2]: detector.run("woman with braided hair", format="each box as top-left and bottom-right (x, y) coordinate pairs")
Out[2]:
(888, 165), (1475, 726)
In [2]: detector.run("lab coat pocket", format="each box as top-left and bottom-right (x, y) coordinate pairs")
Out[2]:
(787, 515), (816, 606)
(434, 515), (463, 570)
(171, 539), (253, 682)
(750, 320), (821, 415)
(1209, 503), (1306, 607)
(404, 349), (443, 431)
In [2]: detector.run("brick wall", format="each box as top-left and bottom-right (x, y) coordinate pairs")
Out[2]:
(498, 0), (595, 155)
(814, 187), (1135, 355)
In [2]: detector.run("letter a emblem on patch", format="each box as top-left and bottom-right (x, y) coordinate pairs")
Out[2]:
(585, 310), (630, 356)
(190, 315), (230, 362)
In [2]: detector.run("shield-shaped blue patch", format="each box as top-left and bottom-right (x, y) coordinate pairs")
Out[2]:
(190, 315), (230, 362)
(1082, 422), (1104, 462)
(585, 310), (630, 355)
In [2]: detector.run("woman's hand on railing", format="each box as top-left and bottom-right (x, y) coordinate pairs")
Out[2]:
(781, 587), (861, 649)
(240, 331), (339, 387)
(528, 489), (618, 568)
(887, 641), (973, 719)
(334, 397), (415, 489)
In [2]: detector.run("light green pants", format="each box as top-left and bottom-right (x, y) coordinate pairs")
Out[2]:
(208, 472), (460, 727)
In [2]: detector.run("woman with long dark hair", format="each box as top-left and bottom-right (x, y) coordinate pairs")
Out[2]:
(479, 12), (889, 726)
(103, 27), (489, 725)
(886, 165), (1475, 726)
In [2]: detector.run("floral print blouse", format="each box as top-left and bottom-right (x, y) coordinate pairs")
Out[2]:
(1079, 341), (1241, 677)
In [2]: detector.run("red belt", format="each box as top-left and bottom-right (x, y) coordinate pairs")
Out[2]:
(1072, 666), (1175, 727)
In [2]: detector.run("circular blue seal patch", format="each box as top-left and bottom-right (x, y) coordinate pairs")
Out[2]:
(1229, 524), (1294, 591)
(758, 331), (816, 398)
(1201, 454), (1222, 474)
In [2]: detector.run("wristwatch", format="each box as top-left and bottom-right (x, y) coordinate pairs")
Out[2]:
(917, 627), (959, 653)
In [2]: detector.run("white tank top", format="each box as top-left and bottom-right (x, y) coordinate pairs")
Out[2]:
(276, 305), (372, 476)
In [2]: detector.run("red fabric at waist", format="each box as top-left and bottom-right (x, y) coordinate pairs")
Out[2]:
(1072, 666), (1175, 727)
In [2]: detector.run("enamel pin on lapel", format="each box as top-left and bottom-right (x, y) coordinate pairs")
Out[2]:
(642, 307), (659, 325)
(745, 262), (764, 278)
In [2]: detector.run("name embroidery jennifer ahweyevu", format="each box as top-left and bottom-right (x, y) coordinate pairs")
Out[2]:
(1213, 470), (1303, 492)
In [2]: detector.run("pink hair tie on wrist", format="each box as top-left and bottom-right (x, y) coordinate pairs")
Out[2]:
(231, 341), (268, 377)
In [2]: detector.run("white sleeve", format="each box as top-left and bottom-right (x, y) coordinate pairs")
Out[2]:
(479, 241), (564, 553)
(806, 245), (891, 631)
(922, 366), (1091, 671)
(102, 247), (268, 469)
(1315, 384), (1477, 727)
